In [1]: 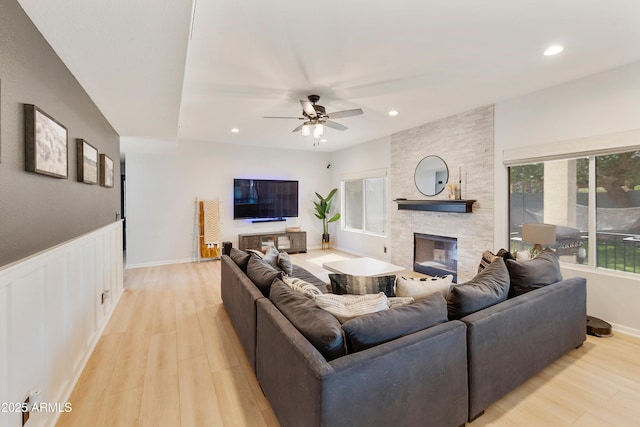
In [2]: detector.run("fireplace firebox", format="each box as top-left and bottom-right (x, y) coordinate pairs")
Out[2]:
(413, 233), (458, 283)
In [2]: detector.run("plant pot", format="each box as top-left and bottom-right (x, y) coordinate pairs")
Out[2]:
(322, 233), (330, 249)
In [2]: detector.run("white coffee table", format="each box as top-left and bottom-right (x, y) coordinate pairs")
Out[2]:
(322, 257), (406, 277)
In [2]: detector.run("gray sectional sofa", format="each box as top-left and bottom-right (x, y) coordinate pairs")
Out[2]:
(221, 248), (586, 427)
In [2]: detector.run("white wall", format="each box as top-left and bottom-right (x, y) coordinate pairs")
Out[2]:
(0, 222), (123, 427)
(329, 137), (391, 260)
(122, 138), (331, 267)
(494, 60), (640, 335)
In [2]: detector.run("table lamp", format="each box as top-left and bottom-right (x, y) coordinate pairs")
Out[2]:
(521, 223), (556, 257)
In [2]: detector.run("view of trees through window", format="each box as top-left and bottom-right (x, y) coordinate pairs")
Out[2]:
(509, 150), (640, 274)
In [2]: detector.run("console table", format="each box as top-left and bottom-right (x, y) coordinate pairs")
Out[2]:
(239, 231), (307, 253)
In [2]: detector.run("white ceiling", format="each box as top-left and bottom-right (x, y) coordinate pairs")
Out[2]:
(17, 0), (640, 152)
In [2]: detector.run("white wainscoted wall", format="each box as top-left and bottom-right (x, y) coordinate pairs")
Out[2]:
(0, 221), (123, 427)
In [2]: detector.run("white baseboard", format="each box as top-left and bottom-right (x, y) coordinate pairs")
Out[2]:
(125, 257), (196, 269)
(611, 322), (640, 339)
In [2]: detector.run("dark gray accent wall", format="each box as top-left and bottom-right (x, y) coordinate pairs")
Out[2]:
(0, 0), (120, 267)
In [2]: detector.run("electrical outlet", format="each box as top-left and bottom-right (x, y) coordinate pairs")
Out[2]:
(101, 290), (111, 304)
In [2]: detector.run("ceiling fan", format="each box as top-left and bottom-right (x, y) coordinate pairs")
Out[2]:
(264, 95), (363, 139)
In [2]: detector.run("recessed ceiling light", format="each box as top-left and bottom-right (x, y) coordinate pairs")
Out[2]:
(544, 45), (564, 56)
(320, 139), (327, 142)
(231, 128), (239, 133)
(388, 110), (399, 116)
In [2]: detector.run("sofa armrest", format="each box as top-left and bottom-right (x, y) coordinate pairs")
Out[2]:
(257, 298), (468, 427)
(462, 276), (586, 420)
(221, 255), (265, 371)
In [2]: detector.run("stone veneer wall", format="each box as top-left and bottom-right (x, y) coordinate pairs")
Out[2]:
(390, 105), (494, 283)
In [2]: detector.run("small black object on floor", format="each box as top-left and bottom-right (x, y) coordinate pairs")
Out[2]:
(587, 315), (612, 337)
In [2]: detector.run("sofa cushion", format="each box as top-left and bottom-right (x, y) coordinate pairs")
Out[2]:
(290, 267), (330, 293)
(396, 275), (453, 300)
(341, 293), (448, 352)
(329, 274), (396, 297)
(229, 248), (251, 271)
(269, 280), (346, 361)
(247, 256), (282, 297)
(314, 293), (389, 323)
(447, 258), (510, 320)
(478, 248), (514, 274)
(506, 249), (563, 297)
(277, 251), (293, 275)
(262, 246), (280, 269)
(282, 276), (323, 298)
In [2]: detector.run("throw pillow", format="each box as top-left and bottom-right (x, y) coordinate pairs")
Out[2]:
(314, 293), (389, 323)
(282, 276), (323, 298)
(396, 275), (453, 300)
(277, 251), (293, 276)
(246, 256), (282, 297)
(262, 246), (280, 269)
(342, 293), (448, 352)
(477, 249), (514, 274)
(229, 248), (251, 271)
(506, 249), (563, 298)
(329, 274), (396, 297)
(246, 249), (265, 259)
(269, 280), (346, 361)
(447, 257), (510, 320)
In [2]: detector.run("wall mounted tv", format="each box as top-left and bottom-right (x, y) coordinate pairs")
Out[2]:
(233, 178), (299, 222)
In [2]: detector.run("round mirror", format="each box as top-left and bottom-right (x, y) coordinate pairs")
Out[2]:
(414, 155), (449, 196)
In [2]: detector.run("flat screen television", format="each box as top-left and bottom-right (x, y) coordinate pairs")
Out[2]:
(233, 178), (299, 221)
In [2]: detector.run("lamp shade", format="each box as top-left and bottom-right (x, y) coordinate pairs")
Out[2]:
(521, 223), (556, 246)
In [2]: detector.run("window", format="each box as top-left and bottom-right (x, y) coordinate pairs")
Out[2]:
(343, 176), (387, 235)
(595, 151), (640, 273)
(509, 149), (640, 274)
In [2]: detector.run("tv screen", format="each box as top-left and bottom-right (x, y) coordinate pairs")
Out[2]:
(233, 179), (299, 220)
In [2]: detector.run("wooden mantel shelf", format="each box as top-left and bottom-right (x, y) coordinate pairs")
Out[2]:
(394, 199), (476, 213)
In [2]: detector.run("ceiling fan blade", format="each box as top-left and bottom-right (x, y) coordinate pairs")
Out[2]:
(263, 116), (304, 119)
(324, 120), (348, 131)
(291, 123), (305, 132)
(327, 108), (364, 119)
(300, 100), (317, 118)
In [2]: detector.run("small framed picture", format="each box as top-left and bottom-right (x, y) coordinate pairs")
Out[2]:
(24, 104), (68, 178)
(77, 139), (98, 184)
(99, 154), (114, 188)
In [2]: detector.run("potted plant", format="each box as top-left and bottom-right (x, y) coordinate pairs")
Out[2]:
(314, 188), (341, 247)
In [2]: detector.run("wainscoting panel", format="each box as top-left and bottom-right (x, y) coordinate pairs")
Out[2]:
(0, 221), (124, 427)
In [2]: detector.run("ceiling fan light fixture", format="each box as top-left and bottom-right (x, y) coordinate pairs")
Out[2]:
(313, 123), (324, 139)
(301, 123), (311, 136)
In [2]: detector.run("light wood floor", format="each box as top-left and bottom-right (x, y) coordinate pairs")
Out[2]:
(56, 249), (640, 427)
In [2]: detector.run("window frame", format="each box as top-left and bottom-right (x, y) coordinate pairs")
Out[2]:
(507, 149), (640, 275)
(340, 171), (388, 237)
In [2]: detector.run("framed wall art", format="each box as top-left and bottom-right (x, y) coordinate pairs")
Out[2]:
(76, 139), (98, 184)
(24, 104), (68, 178)
(99, 153), (114, 188)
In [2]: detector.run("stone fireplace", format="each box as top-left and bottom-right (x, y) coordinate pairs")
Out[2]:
(414, 233), (458, 282)
(389, 105), (495, 283)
